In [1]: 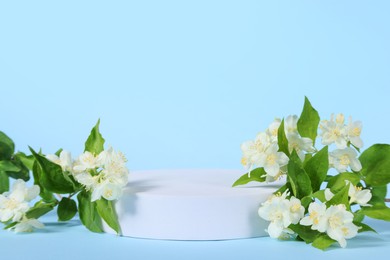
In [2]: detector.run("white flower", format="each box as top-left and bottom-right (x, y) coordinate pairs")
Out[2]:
(330, 147), (362, 173)
(301, 203), (359, 248)
(320, 114), (348, 149)
(240, 140), (257, 169)
(258, 194), (292, 238)
(300, 202), (327, 232)
(91, 182), (123, 202)
(46, 150), (73, 172)
(323, 205), (359, 248)
(257, 144), (289, 177)
(73, 148), (129, 202)
(266, 118), (281, 142)
(264, 165), (287, 183)
(347, 118), (363, 149)
(288, 197), (305, 224)
(287, 133), (315, 161)
(74, 172), (98, 188)
(73, 151), (101, 172)
(258, 191), (304, 239)
(12, 218), (44, 233)
(0, 180), (40, 223)
(347, 182), (372, 206)
(240, 132), (271, 171)
(284, 115), (299, 135)
(100, 148), (128, 175)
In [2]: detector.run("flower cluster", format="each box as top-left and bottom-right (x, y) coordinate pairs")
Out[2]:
(0, 120), (129, 234)
(320, 114), (363, 149)
(320, 114), (363, 173)
(235, 97), (390, 250)
(258, 190), (304, 239)
(257, 182), (373, 248)
(241, 115), (314, 181)
(0, 180), (44, 232)
(300, 203), (358, 248)
(47, 148), (129, 202)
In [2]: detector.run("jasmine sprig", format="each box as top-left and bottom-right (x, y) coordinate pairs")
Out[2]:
(234, 97), (390, 249)
(0, 120), (128, 234)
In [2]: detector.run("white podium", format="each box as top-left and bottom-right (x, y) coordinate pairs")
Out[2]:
(103, 169), (282, 240)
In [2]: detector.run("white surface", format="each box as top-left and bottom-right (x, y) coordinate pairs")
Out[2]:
(103, 169), (283, 240)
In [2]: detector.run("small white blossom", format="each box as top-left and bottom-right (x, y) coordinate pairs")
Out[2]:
(287, 133), (315, 161)
(266, 118), (281, 142)
(257, 144), (289, 178)
(92, 182), (123, 202)
(240, 132), (271, 173)
(347, 182), (372, 206)
(288, 197), (305, 224)
(330, 147), (362, 173)
(74, 172), (98, 188)
(347, 117), (363, 149)
(46, 150), (73, 172)
(258, 192), (291, 238)
(323, 205), (359, 248)
(301, 203), (359, 248)
(320, 114), (348, 149)
(300, 202), (327, 232)
(73, 148), (129, 202)
(264, 165), (287, 183)
(258, 191), (304, 239)
(284, 115), (299, 135)
(73, 151), (101, 172)
(0, 180), (40, 223)
(12, 217), (44, 233)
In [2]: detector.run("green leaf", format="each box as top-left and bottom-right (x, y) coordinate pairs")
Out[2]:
(289, 224), (320, 243)
(0, 131), (15, 160)
(360, 205), (390, 221)
(3, 222), (17, 230)
(58, 197), (78, 221)
(0, 171), (9, 193)
(301, 196), (313, 208)
(96, 199), (121, 234)
(312, 234), (336, 250)
(354, 222), (377, 233)
(326, 172), (360, 192)
(326, 184), (350, 209)
(287, 150), (312, 199)
(312, 190), (326, 202)
(32, 161), (56, 202)
(14, 152), (35, 171)
(232, 168), (266, 187)
(30, 147), (76, 194)
(304, 146), (329, 192)
(297, 97), (320, 144)
(353, 210), (365, 223)
(277, 119), (290, 157)
(4, 156), (30, 181)
(26, 201), (57, 219)
(369, 186), (387, 206)
(85, 119), (105, 155)
(302, 153), (313, 168)
(359, 144), (390, 186)
(55, 148), (63, 157)
(77, 190), (103, 233)
(0, 160), (20, 172)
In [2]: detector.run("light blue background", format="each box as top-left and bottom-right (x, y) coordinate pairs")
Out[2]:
(1, 1), (390, 258)
(1, 0), (389, 170)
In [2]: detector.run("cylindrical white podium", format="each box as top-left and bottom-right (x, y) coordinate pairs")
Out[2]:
(103, 169), (282, 240)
